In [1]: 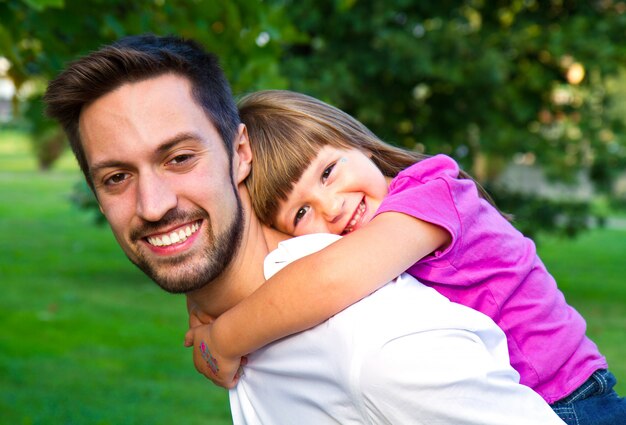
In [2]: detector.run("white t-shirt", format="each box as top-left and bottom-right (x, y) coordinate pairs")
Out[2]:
(229, 234), (564, 425)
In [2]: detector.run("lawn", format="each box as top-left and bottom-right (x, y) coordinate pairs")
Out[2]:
(1, 130), (624, 424)
(537, 228), (626, 393)
(0, 130), (232, 424)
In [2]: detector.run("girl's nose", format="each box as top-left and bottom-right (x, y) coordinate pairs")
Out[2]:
(321, 194), (344, 224)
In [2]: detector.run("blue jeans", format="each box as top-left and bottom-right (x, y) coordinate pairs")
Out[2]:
(551, 369), (626, 425)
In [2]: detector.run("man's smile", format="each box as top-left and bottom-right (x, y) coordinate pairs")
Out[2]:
(146, 220), (202, 247)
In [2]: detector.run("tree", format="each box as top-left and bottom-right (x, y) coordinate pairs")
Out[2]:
(0, 0), (301, 168)
(277, 0), (626, 187)
(271, 0), (626, 235)
(3, 0), (626, 235)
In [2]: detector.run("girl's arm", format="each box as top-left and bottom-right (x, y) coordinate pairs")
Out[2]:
(209, 212), (449, 366)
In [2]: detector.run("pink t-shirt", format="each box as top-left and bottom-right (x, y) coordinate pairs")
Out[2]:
(375, 154), (607, 403)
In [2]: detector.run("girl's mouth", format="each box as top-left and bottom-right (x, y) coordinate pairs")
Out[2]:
(341, 199), (366, 235)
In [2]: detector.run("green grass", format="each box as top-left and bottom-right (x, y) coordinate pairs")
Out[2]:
(1, 130), (624, 424)
(0, 131), (231, 424)
(537, 229), (626, 394)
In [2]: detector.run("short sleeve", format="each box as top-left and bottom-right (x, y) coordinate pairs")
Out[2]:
(375, 155), (466, 258)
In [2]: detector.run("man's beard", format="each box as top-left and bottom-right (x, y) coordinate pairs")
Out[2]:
(128, 188), (244, 294)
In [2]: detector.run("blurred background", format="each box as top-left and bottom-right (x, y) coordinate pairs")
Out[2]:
(1, 0), (625, 423)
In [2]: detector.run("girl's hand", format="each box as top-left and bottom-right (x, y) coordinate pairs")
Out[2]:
(186, 296), (214, 326)
(184, 322), (245, 389)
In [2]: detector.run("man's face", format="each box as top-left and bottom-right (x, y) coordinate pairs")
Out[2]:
(79, 74), (244, 293)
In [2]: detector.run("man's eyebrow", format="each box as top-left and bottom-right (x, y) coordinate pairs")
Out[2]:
(155, 131), (204, 155)
(89, 159), (128, 177)
(89, 132), (204, 176)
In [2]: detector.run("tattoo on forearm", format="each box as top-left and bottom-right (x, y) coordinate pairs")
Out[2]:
(199, 341), (219, 374)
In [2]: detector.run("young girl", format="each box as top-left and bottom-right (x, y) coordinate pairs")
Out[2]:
(186, 90), (624, 424)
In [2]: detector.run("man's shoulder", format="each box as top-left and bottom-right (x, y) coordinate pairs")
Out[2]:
(263, 234), (490, 337)
(263, 234), (439, 313)
(264, 234), (342, 278)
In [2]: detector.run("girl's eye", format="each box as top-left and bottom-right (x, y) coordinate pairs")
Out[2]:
(294, 206), (310, 227)
(104, 172), (128, 186)
(321, 163), (335, 183)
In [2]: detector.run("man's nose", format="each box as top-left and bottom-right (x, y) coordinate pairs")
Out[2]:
(136, 171), (177, 222)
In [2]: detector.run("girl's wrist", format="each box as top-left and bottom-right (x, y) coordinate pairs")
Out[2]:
(211, 315), (242, 360)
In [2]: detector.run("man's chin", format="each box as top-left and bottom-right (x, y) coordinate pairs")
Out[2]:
(152, 275), (207, 294)
(131, 256), (211, 294)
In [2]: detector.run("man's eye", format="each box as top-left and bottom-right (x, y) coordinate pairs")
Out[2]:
(170, 154), (193, 164)
(294, 206), (310, 226)
(105, 173), (128, 185)
(321, 163), (335, 182)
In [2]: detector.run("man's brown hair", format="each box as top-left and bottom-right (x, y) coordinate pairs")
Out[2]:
(44, 34), (240, 191)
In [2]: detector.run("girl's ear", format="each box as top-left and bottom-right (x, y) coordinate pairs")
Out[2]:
(234, 123), (253, 184)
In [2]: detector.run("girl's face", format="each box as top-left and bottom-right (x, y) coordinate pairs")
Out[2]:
(273, 145), (390, 236)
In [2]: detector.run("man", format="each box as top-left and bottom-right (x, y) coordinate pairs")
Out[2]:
(44, 34), (564, 424)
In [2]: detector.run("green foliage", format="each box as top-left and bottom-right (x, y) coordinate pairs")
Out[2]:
(487, 185), (591, 239)
(0, 0), (299, 91)
(70, 179), (107, 224)
(276, 0), (626, 185)
(0, 128), (39, 170)
(0, 0), (301, 167)
(20, 0), (64, 11)
(274, 0), (626, 237)
(23, 93), (66, 169)
(4, 0), (626, 234)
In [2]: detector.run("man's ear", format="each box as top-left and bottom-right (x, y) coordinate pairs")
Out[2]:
(234, 123), (252, 184)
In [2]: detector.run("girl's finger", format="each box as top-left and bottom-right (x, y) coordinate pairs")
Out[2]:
(183, 329), (194, 347)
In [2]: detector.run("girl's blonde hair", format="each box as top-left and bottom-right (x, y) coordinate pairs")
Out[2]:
(240, 90), (495, 225)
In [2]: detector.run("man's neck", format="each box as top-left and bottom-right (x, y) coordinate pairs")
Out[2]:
(187, 189), (289, 318)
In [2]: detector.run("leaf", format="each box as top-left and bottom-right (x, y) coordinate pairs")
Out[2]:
(20, 0), (64, 11)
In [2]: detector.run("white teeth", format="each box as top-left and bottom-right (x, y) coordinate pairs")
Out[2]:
(343, 201), (366, 235)
(147, 222), (200, 247)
